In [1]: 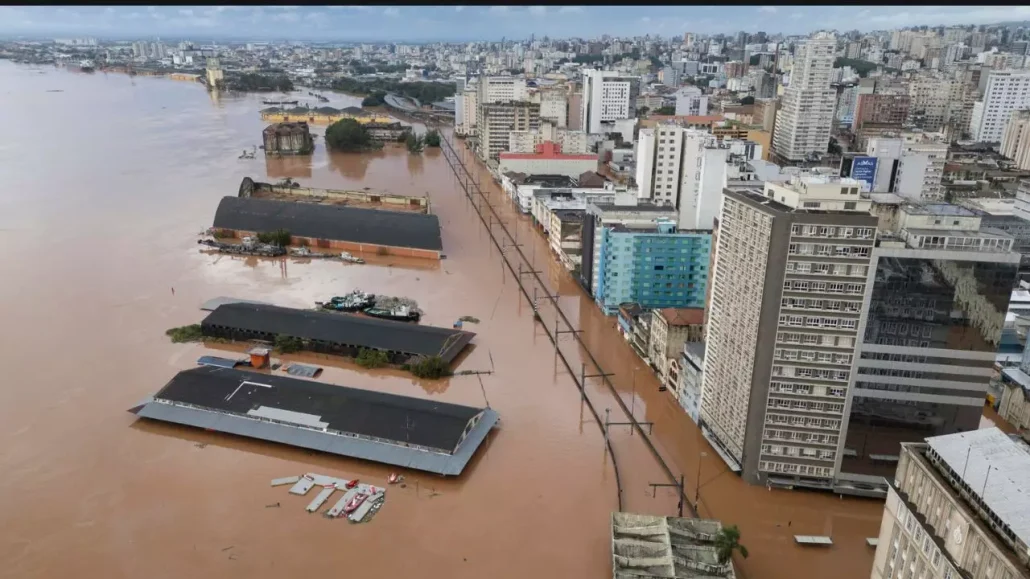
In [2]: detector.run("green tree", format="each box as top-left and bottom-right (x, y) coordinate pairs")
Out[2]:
(355, 348), (390, 368)
(361, 90), (387, 107)
(423, 129), (441, 148)
(636, 106), (650, 118)
(274, 335), (304, 353)
(739, 96), (755, 105)
(257, 228), (291, 247)
(653, 106), (676, 115)
(325, 118), (373, 151)
(404, 355), (451, 379)
(714, 525), (749, 565)
(406, 132), (424, 154)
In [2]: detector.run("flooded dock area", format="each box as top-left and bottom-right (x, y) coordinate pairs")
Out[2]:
(0, 61), (880, 579)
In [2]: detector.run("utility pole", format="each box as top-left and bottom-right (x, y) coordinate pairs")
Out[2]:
(649, 475), (686, 518)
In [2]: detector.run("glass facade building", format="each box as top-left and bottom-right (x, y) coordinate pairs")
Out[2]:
(840, 252), (1018, 484)
(594, 220), (712, 315)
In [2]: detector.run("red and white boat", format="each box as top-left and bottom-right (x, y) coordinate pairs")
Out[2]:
(344, 479), (359, 489)
(343, 493), (369, 514)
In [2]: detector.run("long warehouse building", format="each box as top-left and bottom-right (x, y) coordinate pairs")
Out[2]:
(212, 196), (444, 259)
(130, 366), (499, 475)
(201, 303), (475, 365)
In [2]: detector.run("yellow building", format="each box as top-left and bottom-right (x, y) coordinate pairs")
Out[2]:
(747, 129), (772, 161)
(168, 73), (201, 82)
(259, 106), (392, 125)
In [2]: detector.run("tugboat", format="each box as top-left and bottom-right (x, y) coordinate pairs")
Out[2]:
(362, 304), (422, 323)
(318, 290), (376, 312)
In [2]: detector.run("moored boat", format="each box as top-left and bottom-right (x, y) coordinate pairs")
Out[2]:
(362, 305), (421, 323)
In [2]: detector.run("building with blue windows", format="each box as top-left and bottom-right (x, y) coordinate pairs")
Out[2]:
(593, 218), (712, 315)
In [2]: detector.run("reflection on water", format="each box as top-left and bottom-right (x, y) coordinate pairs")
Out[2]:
(264, 153), (313, 180)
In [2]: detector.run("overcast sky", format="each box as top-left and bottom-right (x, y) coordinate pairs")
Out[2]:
(1, 6), (1028, 42)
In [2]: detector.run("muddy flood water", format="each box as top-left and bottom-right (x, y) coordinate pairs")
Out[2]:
(0, 62), (882, 579)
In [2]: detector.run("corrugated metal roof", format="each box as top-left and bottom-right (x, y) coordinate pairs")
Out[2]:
(154, 366), (482, 452)
(212, 196), (443, 252)
(925, 428), (1030, 549)
(201, 303), (475, 363)
(133, 399), (499, 476)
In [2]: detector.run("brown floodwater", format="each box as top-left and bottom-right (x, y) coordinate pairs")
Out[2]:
(0, 62), (879, 579)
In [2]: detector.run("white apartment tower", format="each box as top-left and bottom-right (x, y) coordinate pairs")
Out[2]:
(477, 75), (529, 105)
(700, 177), (876, 485)
(581, 69), (639, 135)
(772, 33), (837, 162)
(1001, 109), (1030, 170)
(972, 70), (1030, 143)
(634, 124), (736, 230)
(674, 86), (709, 116)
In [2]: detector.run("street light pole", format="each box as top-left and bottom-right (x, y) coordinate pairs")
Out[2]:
(695, 451), (707, 511)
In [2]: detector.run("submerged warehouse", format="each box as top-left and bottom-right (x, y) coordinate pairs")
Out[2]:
(201, 303), (475, 365)
(130, 366), (499, 475)
(211, 196), (444, 259)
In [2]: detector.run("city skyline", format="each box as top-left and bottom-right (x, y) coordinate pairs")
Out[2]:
(3, 5), (1030, 42)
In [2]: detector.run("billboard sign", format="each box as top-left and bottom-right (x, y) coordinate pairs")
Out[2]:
(851, 156), (878, 192)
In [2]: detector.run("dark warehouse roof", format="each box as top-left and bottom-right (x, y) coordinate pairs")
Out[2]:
(212, 196), (443, 252)
(149, 366), (483, 453)
(201, 303), (475, 364)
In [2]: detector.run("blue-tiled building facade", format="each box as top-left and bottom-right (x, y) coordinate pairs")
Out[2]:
(595, 219), (712, 314)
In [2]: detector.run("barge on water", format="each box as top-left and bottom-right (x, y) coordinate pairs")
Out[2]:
(200, 302), (473, 365)
(129, 366), (499, 476)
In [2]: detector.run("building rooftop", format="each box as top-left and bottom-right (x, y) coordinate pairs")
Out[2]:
(130, 366), (498, 475)
(658, 308), (706, 326)
(553, 209), (585, 222)
(499, 141), (597, 161)
(925, 428), (1030, 550)
(611, 512), (735, 579)
(212, 196), (442, 252)
(262, 121), (311, 137)
(902, 203), (977, 217)
(960, 198), (1017, 217)
(201, 303), (474, 364)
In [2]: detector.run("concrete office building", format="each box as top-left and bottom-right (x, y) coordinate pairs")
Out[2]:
(838, 203), (1019, 494)
(772, 33), (837, 162)
(537, 88), (568, 128)
(973, 70), (1030, 143)
(674, 86), (709, 117)
(477, 74), (528, 104)
(476, 101), (540, 162)
(1001, 109), (1030, 170)
(869, 428), (1030, 579)
(895, 133), (949, 201)
(456, 86), (478, 136)
(700, 176), (877, 484)
(581, 69), (639, 135)
(580, 202), (677, 297)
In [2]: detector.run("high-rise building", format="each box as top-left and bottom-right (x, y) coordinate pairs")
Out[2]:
(537, 88), (568, 128)
(700, 176), (877, 484)
(772, 33), (837, 162)
(456, 86), (478, 137)
(634, 124), (761, 230)
(1001, 109), (1030, 170)
(973, 70), (1030, 143)
(581, 69), (639, 135)
(894, 133), (948, 201)
(838, 203), (1018, 492)
(908, 77), (964, 132)
(869, 428), (1030, 579)
(477, 75), (528, 105)
(852, 93), (912, 132)
(476, 102), (540, 162)
(673, 86), (709, 116)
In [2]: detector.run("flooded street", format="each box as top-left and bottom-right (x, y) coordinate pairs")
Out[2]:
(0, 61), (879, 579)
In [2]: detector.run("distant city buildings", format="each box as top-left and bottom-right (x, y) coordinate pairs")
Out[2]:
(581, 69), (639, 135)
(772, 33), (836, 162)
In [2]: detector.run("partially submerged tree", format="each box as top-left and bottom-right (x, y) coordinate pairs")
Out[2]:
(325, 118), (373, 152)
(714, 525), (748, 565)
(423, 129), (441, 148)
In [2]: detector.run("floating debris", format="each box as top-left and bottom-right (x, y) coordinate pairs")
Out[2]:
(271, 476), (301, 487)
(284, 364), (323, 378)
(458, 316), (481, 324)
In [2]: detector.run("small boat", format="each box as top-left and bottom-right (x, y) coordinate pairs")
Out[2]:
(339, 251), (365, 264)
(363, 305), (421, 323)
(320, 290), (376, 312)
(343, 493), (369, 515)
(263, 99), (299, 105)
(344, 479), (359, 489)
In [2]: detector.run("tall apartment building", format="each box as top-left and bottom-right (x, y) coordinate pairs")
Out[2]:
(869, 428), (1030, 579)
(908, 77), (964, 132)
(700, 176), (877, 484)
(580, 203), (676, 297)
(477, 102), (541, 162)
(455, 86), (478, 136)
(838, 203), (1019, 493)
(895, 133), (949, 201)
(852, 93), (912, 132)
(477, 75), (528, 104)
(635, 124), (761, 229)
(1001, 109), (1030, 170)
(537, 88), (568, 128)
(581, 69), (639, 135)
(772, 33), (837, 162)
(973, 70), (1030, 143)
(674, 86), (709, 116)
